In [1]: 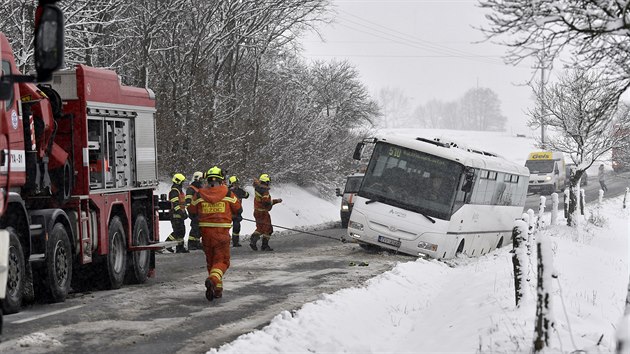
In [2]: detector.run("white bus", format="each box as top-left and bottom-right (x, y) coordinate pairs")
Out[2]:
(347, 136), (530, 259)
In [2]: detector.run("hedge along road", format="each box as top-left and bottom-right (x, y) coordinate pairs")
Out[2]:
(0, 226), (414, 354)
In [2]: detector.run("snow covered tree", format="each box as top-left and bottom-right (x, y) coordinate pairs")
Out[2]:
(528, 68), (630, 226)
(459, 87), (506, 131)
(376, 87), (411, 128)
(479, 0), (630, 95)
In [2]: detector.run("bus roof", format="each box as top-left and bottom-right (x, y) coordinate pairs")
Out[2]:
(376, 136), (530, 176)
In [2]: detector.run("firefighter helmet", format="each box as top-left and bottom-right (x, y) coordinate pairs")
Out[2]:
(259, 173), (271, 183)
(192, 171), (203, 181)
(228, 175), (239, 185)
(206, 166), (224, 180)
(172, 173), (186, 184)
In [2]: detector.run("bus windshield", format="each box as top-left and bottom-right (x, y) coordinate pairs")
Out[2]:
(525, 160), (554, 174)
(359, 142), (463, 220)
(344, 176), (363, 194)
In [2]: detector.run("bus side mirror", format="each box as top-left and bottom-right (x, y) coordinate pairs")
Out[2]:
(335, 188), (341, 197)
(34, 4), (64, 82)
(461, 168), (474, 193)
(353, 142), (365, 160)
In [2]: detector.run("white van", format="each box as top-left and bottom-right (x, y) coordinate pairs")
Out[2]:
(525, 151), (567, 194)
(335, 173), (364, 229)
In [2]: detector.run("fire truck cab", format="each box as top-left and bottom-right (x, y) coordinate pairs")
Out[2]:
(0, 42), (168, 316)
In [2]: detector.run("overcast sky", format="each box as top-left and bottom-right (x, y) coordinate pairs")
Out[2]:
(299, 0), (540, 135)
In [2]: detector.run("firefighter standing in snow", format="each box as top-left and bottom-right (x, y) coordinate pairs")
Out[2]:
(188, 166), (242, 301)
(185, 171), (204, 250)
(167, 173), (188, 253)
(250, 174), (282, 251)
(228, 175), (249, 247)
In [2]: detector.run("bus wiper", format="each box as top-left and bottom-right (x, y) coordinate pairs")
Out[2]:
(365, 199), (378, 204)
(420, 212), (436, 224)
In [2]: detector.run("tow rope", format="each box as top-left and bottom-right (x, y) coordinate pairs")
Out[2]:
(241, 217), (341, 241)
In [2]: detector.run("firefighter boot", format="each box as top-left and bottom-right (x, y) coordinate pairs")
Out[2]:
(205, 278), (214, 302)
(261, 237), (273, 251)
(232, 234), (242, 247)
(249, 234), (260, 251)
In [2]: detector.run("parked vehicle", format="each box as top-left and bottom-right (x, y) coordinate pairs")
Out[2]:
(335, 173), (364, 229)
(565, 163), (588, 187)
(0, 3), (66, 330)
(347, 136), (529, 259)
(612, 126), (630, 172)
(0, 33), (171, 317)
(525, 151), (566, 194)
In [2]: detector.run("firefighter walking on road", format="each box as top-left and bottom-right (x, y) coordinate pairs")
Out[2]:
(167, 173), (188, 253)
(186, 171), (204, 250)
(228, 175), (249, 247)
(188, 166), (241, 301)
(250, 173), (282, 251)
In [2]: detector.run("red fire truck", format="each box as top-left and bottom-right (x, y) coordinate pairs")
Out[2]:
(0, 31), (169, 316)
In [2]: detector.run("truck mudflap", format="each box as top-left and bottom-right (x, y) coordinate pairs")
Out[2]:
(128, 240), (179, 251)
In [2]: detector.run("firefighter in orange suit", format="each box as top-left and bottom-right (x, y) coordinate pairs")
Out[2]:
(167, 173), (188, 253)
(249, 173), (282, 251)
(188, 166), (241, 301)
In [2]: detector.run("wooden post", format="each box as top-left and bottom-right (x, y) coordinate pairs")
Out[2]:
(537, 196), (546, 230)
(512, 221), (528, 307)
(534, 234), (555, 352)
(624, 187), (628, 209)
(563, 188), (569, 219)
(550, 193), (558, 226)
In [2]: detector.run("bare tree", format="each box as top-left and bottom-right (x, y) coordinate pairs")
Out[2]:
(479, 0), (630, 96)
(528, 68), (630, 226)
(376, 87), (411, 128)
(459, 87), (506, 131)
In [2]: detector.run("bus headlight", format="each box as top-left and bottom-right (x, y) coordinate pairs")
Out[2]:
(348, 221), (364, 231)
(545, 176), (552, 181)
(417, 241), (437, 252)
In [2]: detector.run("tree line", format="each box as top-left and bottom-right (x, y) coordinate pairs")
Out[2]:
(1, 0), (378, 194)
(376, 86), (507, 131)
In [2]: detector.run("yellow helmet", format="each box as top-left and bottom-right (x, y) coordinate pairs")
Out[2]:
(228, 175), (238, 185)
(172, 173), (186, 184)
(192, 171), (203, 181)
(206, 166), (224, 180)
(259, 173), (271, 183)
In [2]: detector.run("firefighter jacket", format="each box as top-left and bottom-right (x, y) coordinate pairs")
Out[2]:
(188, 185), (242, 228)
(185, 180), (203, 207)
(169, 183), (187, 219)
(253, 179), (280, 212)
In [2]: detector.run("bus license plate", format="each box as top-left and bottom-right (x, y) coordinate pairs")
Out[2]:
(378, 235), (401, 248)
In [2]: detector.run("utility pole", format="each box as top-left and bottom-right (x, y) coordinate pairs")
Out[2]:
(540, 66), (546, 149)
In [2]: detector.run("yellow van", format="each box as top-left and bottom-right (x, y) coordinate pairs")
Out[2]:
(525, 151), (566, 194)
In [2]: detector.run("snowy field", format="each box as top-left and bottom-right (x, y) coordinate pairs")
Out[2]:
(157, 129), (628, 353)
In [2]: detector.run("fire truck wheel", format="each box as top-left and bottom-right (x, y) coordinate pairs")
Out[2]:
(106, 216), (127, 289)
(2, 228), (25, 314)
(43, 223), (72, 303)
(127, 215), (150, 284)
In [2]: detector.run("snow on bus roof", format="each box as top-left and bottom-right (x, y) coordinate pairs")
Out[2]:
(377, 136), (530, 176)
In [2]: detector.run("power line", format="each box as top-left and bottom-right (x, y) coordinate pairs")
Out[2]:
(334, 8), (521, 67)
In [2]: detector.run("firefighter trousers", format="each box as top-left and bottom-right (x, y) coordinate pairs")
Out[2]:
(201, 227), (231, 293)
(253, 210), (273, 236)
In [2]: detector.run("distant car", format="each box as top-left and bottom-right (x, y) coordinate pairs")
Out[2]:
(565, 163), (588, 187)
(335, 173), (364, 228)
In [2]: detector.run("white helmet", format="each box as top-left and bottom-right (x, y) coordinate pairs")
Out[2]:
(192, 171), (203, 181)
